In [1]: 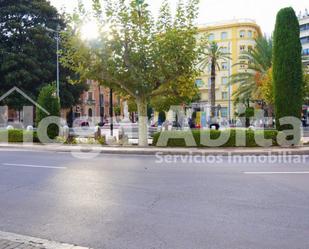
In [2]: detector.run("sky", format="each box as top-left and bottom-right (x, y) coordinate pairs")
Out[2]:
(49, 0), (309, 35)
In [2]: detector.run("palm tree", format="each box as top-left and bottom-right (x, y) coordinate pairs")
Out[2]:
(200, 42), (231, 117)
(230, 36), (272, 102)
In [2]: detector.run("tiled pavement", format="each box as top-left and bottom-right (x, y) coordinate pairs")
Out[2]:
(0, 231), (91, 249)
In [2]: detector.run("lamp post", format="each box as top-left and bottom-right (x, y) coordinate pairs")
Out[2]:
(46, 27), (60, 103)
(136, 0), (144, 17)
(110, 88), (113, 136)
(227, 42), (231, 124)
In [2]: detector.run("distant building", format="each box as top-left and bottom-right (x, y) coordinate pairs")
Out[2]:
(196, 19), (262, 119)
(299, 9), (309, 68)
(63, 80), (123, 126)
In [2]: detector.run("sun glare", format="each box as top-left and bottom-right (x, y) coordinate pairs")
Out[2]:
(81, 21), (99, 41)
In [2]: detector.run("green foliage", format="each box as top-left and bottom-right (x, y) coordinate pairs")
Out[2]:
(60, 74), (89, 109)
(0, 0), (85, 110)
(0, 130), (39, 143)
(36, 84), (60, 139)
(153, 129), (279, 147)
(114, 106), (121, 116)
(61, 0), (201, 146)
(0, 0), (62, 109)
(273, 7), (303, 129)
(231, 36), (272, 103)
(128, 98), (138, 113)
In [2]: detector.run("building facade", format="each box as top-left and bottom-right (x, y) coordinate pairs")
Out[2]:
(66, 80), (122, 125)
(196, 19), (262, 120)
(299, 10), (309, 68)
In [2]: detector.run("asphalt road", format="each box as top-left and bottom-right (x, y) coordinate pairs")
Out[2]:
(0, 149), (309, 249)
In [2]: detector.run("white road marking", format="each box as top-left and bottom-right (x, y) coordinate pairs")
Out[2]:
(244, 171), (309, 175)
(1, 163), (66, 170)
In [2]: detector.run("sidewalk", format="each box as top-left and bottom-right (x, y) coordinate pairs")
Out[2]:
(0, 231), (91, 249)
(1, 143), (309, 156)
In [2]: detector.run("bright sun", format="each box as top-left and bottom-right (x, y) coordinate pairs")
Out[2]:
(81, 21), (99, 41)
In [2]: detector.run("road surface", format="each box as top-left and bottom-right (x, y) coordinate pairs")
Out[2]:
(0, 149), (309, 249)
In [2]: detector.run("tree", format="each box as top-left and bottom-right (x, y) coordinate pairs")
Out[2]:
(0, 0), (63, 109)
(200, 42), (230, 117)
(260, 67), (274, 105)
(36, 84), (60, 139)
(61, 0), (201, 146)
(0, 0), (85, 111)
(273, 7), (303, 130)
(231, 36), (272, 103)
(60, 81), (88, 109)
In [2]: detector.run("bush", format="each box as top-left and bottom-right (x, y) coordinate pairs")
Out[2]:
(152, 129), (278, 147)
(36, 84), (60, 139)
(0, 130), (39, 143)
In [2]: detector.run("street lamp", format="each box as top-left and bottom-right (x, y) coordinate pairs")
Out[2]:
(46, 27), (60, 103)
(136, 0), (144, 19)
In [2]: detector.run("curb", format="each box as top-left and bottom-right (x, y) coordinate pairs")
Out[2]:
(1, 143), (309, 156)
(0, 231), (91, 249)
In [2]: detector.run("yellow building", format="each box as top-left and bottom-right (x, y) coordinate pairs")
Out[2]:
(196, 19), (262, 120)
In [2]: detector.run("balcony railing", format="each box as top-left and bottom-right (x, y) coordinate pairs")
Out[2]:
(85, 99), (96, 105)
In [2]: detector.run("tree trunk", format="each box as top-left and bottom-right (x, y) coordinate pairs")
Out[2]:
(210, 61), (216, 117)
(137, 99), (148, 147)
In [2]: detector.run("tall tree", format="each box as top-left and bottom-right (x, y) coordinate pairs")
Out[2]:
(0, 0), (85, 111)
(200, 42), (230, 117)
(61, 0), (200, 146)
(273, 7), (303, 130)
(0, 0), (62, 108)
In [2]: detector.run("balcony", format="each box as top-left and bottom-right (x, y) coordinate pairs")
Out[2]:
(85, 99), (96, 105)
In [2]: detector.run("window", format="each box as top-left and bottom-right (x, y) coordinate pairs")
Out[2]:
(220, 107), (228, 118)
(208, 33), (215, 41)
(248, 30), (253, 38)
(239, 30), (245, 38)
(240, 45), (246, 52)
(221, 62), (228, 70)
(88, 108), (93, 117)
(88, 92), (93, 101)
(300, 24), (309, 31)
(300, 36), (309, 44)
(99, 94), (104, 105)
(222, 77), (228, 85)
(303, 48), (309, 56)
(195, 79), (204, 88)
(221, 32), (228, 40)
(222, 92), (228, 100)
(239, 61), (246, 69)
(248, 45), (253, 52)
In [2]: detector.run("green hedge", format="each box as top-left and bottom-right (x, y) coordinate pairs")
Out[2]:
(153, 129), (279, 147)
(0, 130), (39, 143)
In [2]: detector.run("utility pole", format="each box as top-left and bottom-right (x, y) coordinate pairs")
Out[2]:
(228, 41), (231, 124)
(110, 88), (113, 136)
(46, 27), (60, 104)
(56, 31), (60, 100)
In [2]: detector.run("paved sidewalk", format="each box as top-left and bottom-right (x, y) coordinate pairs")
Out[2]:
(1, 143), (309, 156)
(0, 231), (91, 249)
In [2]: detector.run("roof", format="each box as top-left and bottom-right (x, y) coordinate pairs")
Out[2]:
(198, 19), (262, 36)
